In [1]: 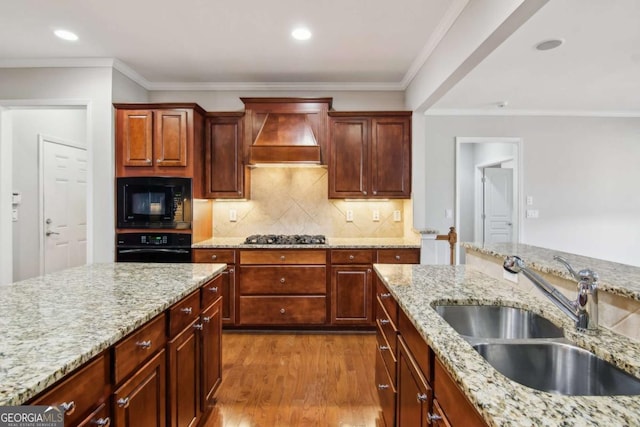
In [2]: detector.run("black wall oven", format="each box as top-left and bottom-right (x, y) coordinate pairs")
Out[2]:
(117, 177), (192, 229)
(116, 232), (192, 262)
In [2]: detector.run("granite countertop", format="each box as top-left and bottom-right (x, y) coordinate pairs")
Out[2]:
(373, 263), (640, 427)
(462, 242), (640, 301)
(193, 236), (421, 249)
(0, 262), (226, 406)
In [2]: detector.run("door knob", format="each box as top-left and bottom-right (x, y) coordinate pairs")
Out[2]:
(46, 230), (60, 236)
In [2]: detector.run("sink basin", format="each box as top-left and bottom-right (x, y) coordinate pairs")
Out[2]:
(473, 342), (640, 396)
(434, 305), (564, 339)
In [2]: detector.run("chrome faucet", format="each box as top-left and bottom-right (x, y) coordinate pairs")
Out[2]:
(503, 255), (599, 333)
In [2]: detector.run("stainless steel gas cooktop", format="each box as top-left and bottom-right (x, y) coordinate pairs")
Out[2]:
(243, 234), (326, 245)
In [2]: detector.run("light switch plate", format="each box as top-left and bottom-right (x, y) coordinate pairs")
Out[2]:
(526, 196), (534, 206)
(229, 209), (237, 222)
(526, 209), (539, 219)
(372, 210), (380, 221)
(393, 210), (401, 222)
(346, 210), (353, 222)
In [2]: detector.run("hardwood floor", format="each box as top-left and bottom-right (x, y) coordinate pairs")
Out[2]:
(201, 332), (382, 427)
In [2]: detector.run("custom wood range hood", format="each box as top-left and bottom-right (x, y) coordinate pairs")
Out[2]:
(241, 97), (332, 165)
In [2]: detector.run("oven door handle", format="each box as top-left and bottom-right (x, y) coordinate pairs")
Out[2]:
(117, 248), (191, 255)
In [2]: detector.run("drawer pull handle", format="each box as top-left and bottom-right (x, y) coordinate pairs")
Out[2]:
(60, 401), (76, 415)
(380, 293), (391, 299)
(377, 384), (390, 390)
(280, 308), (286, 314)
(211, 255), (217, 260)
(280, 277), (286, 284)
(136, 340), (152, 350)
(395, 255), (401, 260)
(379, 319), (390, 325)
(203, 316), (211, 323)
(349, 254), (355, 260)
(91, 418), (111, 426)
(428, 413), (443, 422)
(209, 287), (219, 293)
(417, 393), (429, 403)
(379, 345), (390, 351)
(117, 397), (130, 408)
(194, 323), (204, 330)
(180, 307), (193, 315)
(280, 255), (286, 261)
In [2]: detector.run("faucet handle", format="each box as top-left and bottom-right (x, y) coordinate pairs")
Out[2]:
(578, 268), (599, 285)
(553, 255), (581, 281)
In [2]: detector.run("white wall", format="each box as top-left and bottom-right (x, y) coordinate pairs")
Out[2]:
(11, 109), (86, 281)
(424, 115), (640, 266)
(149, 90), (405, 111)
(113, 69), (149, 103)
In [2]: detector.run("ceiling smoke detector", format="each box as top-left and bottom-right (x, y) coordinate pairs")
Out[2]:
(497, 101), (509, 108)
(535, 39), (563, 51)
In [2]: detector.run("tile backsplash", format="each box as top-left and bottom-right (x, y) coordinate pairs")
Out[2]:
(211, 167), (408, 237)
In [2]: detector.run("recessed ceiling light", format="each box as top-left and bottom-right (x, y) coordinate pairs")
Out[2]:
(535, 39), (563, 51)
(291, 27), (312, 41)
(54, 29), (79, 41)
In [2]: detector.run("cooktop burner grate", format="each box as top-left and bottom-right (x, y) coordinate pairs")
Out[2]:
(244, 234), (326, 245)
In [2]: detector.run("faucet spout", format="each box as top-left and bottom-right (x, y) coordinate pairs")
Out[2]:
(503, 255), (598, 333)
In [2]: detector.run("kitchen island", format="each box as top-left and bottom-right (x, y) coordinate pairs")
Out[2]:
(0, 262), (226, 407)
(373, 262), (640, 426)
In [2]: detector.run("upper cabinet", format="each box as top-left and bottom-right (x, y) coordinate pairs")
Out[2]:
(114, 104), (205, 186)
(201, 112), (249, 199)
(329, 112), (411, 199)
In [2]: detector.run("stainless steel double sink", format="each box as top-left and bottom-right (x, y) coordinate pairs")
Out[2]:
(434, 304), (640, 396)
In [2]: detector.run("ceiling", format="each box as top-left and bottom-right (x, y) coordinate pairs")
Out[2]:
(1, 0), (638, 114)
(432, 0), (640, 114)
(0, 0), (459, 89)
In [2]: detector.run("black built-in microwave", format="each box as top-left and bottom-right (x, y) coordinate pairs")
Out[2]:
(116, 177), (192, 229)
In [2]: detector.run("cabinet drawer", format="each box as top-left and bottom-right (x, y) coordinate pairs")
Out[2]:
(434, 358), (487, 427)
(376, 277), (397, 324)
(239, 296), (326, 325)
(201, 274), (224, 308)
(240, 266), (326, 294)
(169, 290), (201, 337)
(330, 249), (374, 264)
(376, 322), (397, 385)
(376, 298), (397, 356)
(114, 313), (167, 384)
(375, 346), (396, 427)
(76, 402), (110, 427)
(240, 250), (326, 265)
(399, 309), (431, 382)
(193, 249), (236, 264)
(31, 353), (110, 426)
(376, 248), (420, 264)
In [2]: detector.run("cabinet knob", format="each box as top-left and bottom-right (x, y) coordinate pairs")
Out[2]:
(349, 255), (355, 260)
(60, 401), (76, 415)
(280, 308), (286, 314)
(380, 293), (391, 299)
(280, 255), (286, 261)
(379, 319), (390, 325)
(377, 384), (390, 390)
(363, 191), (367, 195)
(135, 340), (152, 350)
(156, 158), (161, 163)
(395, 255), (401, 260)
(373, 190), (377, 195)
(417, 393), (429, 403)
(91, 418), (111, 427)
(229, 268), (235, 273)
(209, 287), (219, 293)
(280, 277), (286, 284)
(211, 255), (217, 260)
(193, 323), (204, 330)
(428, 413), (443, 422)
(117, 397), (130, 408)
(180, 307), (193, 315)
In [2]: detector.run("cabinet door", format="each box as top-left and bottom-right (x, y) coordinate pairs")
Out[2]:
(329, 117), (369, 198)
(118, 109), (153, 167)
(370, 116), (411, 198)
(331, 266), (373, 325)
(168, 321), (201, 427)
(203, 114), (246, 198)
(221, 266), (236, 325)
(201, 298), (222, 407)
(113, 349), (166, 427)
(154, 110), (188, 167)
(397, 337), (431, 427)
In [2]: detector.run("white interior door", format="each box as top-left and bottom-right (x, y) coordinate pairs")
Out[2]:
(483, 167), (513, 244)
(40, 135), (87, 274)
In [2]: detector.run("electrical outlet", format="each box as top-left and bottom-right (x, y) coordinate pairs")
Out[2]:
(526, 209), (539, 219)
(229, 209), (237, 222)
(372, 210), (380, 221)
(393, 210), (401, 222)
(12, 208), (18, 222)
(526, 196), (534, 206)
(346, 210), (353, 222)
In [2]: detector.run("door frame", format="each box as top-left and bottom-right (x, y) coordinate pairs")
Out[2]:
(455, 137), (523, 257)
(38, 134), (87, 275)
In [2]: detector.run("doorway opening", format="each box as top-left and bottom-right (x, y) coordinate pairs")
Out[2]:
(455, 137), (522, 263)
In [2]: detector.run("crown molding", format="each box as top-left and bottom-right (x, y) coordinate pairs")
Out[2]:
(144, 80), (404, 91)
(400, 0), (469, 90)
(112, 59), (152, 90)
(425, 108), (640, 118)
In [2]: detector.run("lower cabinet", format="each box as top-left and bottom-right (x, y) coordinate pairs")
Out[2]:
(113, 349), (166, 427)
(331, 265), (373, 325)
(397, 337), (431, 427)
(201, 297), (223, 406)
(168, 320), (201, 427)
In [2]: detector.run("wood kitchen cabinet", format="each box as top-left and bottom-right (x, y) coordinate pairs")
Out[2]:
(201, 112), (250, 199)
(330, 249), (374, 326)
(114, 104), (205, 189)
(193, 249), (237, 326)
(329, 112), (411, 199)
(200, 296), (222, 406)
(397, 336), (432, 427)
